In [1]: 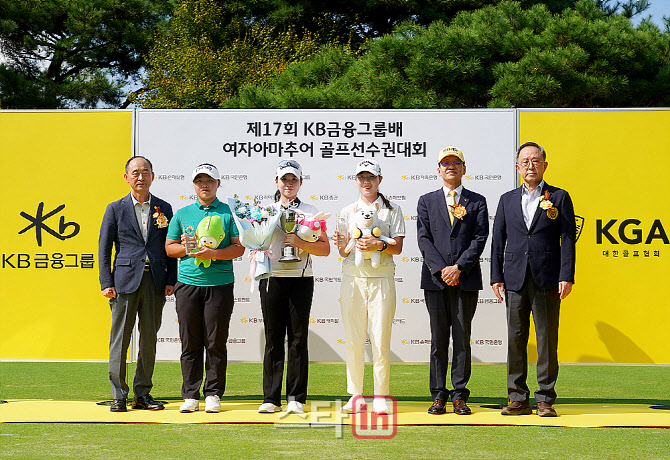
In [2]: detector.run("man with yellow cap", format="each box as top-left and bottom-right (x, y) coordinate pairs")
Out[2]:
(417, 146), (489, 415)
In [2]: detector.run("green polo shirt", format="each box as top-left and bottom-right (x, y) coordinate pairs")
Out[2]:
(167, 198), (239, 286)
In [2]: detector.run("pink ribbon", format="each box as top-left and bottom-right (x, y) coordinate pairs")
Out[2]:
(248, 248), (275, 281)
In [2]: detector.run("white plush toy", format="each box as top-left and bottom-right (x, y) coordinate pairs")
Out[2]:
(296, 211), (331, 243)
(343, 202), (396, 267)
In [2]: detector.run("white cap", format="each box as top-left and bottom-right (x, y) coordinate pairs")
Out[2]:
(355, 159), (382, 176)
(192, 164), (220, 181)
(276, 159), (303, 179)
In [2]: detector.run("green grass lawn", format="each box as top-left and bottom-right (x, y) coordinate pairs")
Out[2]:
(1, 362), (669, 459)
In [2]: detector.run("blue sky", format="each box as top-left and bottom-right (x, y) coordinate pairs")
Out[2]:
(632, 0), (670, 27)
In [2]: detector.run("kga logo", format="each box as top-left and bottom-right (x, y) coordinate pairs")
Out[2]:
(575, 215), (584, 241)
(596, 219), (668, 244)
(351, 395), (397, 439)
(19, 202), (80, 246)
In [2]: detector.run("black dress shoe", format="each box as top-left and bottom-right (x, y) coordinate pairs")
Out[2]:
(110, 399), (127, 412)
(428, 399), (447, 415)
(132, 394), (164, 411)
(452, 399), (472, 415)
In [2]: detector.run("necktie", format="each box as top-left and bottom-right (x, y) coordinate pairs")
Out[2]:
(447, 190), (456, 225)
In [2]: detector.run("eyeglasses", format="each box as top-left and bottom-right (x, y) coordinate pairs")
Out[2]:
(278, 160), (301, 169)
(518, 159), (544, 168)
(130, 171), (152, 178)
(440, 160), (463, 167)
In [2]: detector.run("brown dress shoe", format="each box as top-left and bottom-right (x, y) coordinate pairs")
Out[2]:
(501, 400), (532, 415)
(452, 399), (472, 415)
(536, 402), (557, 417)
(428, 399), (447, 415)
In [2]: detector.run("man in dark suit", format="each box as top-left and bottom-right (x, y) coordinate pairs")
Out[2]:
(417, 146), (489, 415)
(491, 141), (576, 417)
(99, 156), (177, 412)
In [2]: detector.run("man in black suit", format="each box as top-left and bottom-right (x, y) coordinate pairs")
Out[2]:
(99, 156), (177, 412)
(417, 146), (489, 415)
(491, 142), (576, 417)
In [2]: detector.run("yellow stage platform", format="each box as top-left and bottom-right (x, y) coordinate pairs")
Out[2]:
(1, 400), (668, 428)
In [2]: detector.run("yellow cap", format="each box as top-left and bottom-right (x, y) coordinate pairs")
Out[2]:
(437, 146), (465, 164)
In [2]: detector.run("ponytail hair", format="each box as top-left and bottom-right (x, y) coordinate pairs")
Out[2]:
(377, 192), (394, 210)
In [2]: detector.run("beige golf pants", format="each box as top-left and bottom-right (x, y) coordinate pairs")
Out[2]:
(340, 275), (396, 396)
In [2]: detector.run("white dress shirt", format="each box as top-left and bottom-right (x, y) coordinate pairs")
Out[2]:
(520, 180), (545, 229)
(131, 194), (151, 243)
(442, 184), (463, 207)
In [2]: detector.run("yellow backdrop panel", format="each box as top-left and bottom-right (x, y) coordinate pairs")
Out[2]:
(520, 109), (670, 363)
(0, 111), (132, 359)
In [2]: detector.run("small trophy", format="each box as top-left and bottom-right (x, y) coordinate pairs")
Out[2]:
(335, 214), (348, 248)
(279, 208), (302, 263)
(182, 223), (198, 253)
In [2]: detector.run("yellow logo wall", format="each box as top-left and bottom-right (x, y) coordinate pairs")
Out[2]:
(520, 109), (670, 363)
(0, 111), (133, 359)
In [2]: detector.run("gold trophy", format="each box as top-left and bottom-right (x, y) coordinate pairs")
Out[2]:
(279, 208), (302, 263)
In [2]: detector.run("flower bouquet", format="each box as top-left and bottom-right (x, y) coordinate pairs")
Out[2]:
(227, 195), (281, 288)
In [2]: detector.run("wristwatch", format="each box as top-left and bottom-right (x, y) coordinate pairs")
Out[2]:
(456, 264), (464, 271)
(379, 241), (388, 252)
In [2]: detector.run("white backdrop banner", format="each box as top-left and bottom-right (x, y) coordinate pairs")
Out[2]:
(136, 109), (517, 363)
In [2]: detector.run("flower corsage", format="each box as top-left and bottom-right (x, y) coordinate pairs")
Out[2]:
(153, 206), (169, 228)
(450, 204), (467, 220)
(539, 190), (558, 220)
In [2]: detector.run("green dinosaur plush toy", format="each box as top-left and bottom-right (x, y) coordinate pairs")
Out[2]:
(194, 215), (225, 268)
